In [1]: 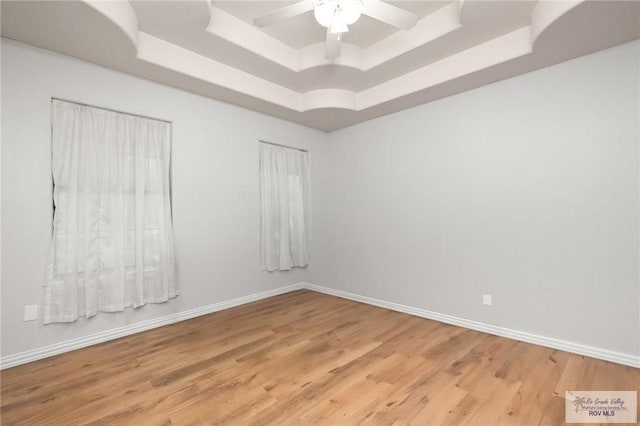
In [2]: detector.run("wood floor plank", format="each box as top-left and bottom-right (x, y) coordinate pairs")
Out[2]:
(1, 290), (638, 425)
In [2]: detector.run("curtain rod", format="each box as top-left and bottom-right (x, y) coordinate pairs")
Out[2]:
(51, 97), (172, 124)
(259, 140), (308, 152)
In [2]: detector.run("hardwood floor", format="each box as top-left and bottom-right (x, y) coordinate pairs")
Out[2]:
(1, 290), (638, 425)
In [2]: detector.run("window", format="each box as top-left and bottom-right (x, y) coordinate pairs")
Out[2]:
(44, 99), (177, 323)
(259, 141), (310, 271)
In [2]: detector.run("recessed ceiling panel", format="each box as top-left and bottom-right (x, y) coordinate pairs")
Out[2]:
(214, 0), (452, 48)
(2, 0), (639, 131)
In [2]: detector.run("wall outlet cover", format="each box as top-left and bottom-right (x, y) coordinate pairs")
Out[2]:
(24, 305), (38, 321)
(482, 294), (492, 306)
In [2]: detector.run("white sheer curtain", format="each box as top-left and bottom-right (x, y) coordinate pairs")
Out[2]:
(260, 142), (310, 272)
(45, 100), (178, 324)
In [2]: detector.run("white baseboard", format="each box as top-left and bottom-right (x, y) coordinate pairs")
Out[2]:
(3, 281), (638, 370)
(0, 283), (304, 370)
(302, 283), (640, 369)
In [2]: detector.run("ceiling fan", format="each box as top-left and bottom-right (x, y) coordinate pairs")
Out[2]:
(253, 0), (419, 59)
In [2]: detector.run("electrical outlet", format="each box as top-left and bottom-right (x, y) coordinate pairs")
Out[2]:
(482, 294), (492, 306)
(24, 305), (38, 321)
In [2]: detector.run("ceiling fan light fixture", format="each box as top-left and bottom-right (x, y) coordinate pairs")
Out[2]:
(313, 0), (335, 27)
(314, 0), (362, 31)
(341, 0), (363, 25)
(330, 16), (349, 33)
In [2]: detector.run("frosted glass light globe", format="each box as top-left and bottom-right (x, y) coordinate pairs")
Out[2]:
(314, 0), (335, 28)
(341, 0), (363, 25)
(330, 15), (349, 33)
(314, 0), (362, 29)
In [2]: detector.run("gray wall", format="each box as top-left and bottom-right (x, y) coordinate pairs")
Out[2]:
(310, 40), (640, 357)
(2, 37), (639, 361)
(1, 39), (324, 357)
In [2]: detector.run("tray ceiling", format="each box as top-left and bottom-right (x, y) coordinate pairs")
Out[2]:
(2, 0), (639, 132)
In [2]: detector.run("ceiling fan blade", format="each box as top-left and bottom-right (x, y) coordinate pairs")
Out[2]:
(325, 29), (341, 59)
(253, 0), (314, 27)
(362, 0), (418, 30)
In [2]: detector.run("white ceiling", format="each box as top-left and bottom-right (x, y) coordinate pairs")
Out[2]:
(2, 0), (639, 132)
(212, 1), (451, 49)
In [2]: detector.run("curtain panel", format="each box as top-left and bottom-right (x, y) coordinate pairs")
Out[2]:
(259, 143), (311, 272)
(45, 100), (178, 323)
